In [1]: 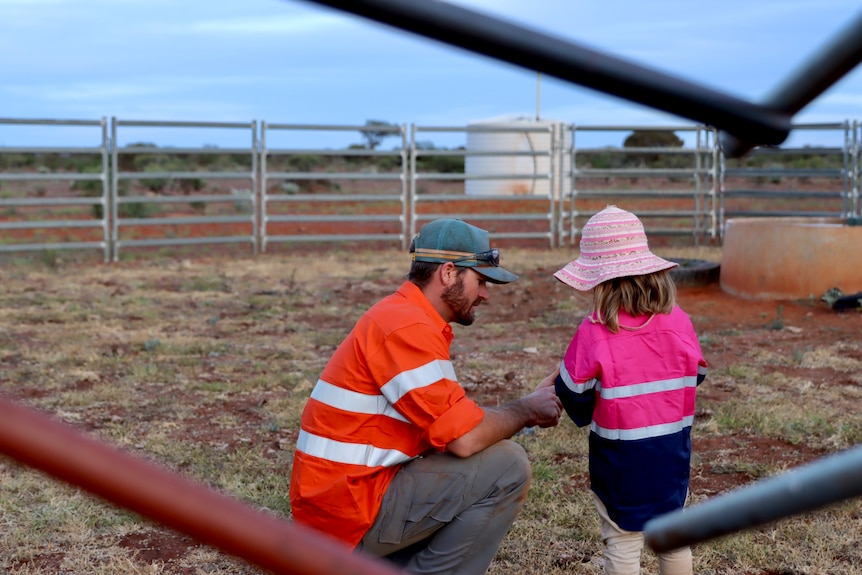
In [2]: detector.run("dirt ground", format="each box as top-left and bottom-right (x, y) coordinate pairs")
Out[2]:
(2, 242), (861, 574)
(76, 258), (862, 562)
(3, 153), (860, 573)
(107, 261), (860, 570)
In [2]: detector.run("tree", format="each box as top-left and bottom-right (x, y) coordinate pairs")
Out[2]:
(622, 130), (685, 170)
(358, 120), (399, 150)
(623, 130), (684, 148)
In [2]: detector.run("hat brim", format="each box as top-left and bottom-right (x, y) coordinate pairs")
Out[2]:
(470, 265), (519, 284)
(554, 255), (677, 291)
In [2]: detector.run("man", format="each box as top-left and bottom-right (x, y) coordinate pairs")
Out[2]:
(289, 218), (563, 575)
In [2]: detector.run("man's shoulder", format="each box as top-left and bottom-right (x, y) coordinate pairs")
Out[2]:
(369, 285), (421, 314)
(363, 288), (434, 329)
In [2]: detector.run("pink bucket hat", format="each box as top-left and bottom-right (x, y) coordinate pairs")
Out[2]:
(554, 205), (678, 291)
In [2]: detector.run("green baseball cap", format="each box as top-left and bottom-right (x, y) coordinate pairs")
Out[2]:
(409, 219), (518, 284)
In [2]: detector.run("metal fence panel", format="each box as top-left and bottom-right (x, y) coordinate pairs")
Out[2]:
(718, 122), (852, 239)
(260, 122), (408, 251)
(109, 118), (258, 260)
(410, 123), (558, 248)
(854, 121), (861, 217)
(561, 124), (718, 247)
(0, 118), (110, 261)
(1, 118), (860, 259)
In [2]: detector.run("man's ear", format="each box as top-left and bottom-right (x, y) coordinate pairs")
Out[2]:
(438, 262), (459, 287)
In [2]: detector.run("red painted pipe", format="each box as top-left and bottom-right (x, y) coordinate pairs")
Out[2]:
(0, 396), (402, 575)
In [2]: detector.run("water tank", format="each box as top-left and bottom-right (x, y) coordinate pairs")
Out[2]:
(465, 117), (567, 197)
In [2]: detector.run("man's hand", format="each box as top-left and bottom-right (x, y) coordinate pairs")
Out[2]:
(522, 381), (563, 428)
(447, 366), (564, 457)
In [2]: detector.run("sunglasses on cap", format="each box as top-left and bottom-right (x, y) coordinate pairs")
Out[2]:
(450, 249), (500, 267)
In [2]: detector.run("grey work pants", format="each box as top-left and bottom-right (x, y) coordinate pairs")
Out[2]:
(356, 439), (531, 575)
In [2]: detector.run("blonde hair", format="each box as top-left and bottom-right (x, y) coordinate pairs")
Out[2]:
(590, 270), (676, 333)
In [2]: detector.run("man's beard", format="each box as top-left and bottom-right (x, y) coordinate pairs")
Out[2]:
(441, 273), (478, 326)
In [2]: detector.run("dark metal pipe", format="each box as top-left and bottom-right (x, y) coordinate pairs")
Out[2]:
(763, 11), (862, 118)
(296, 0), (792, 148)
(644, 444), (862, 553)
(720, 9), (862, 157)
(0, 397), (403, 575)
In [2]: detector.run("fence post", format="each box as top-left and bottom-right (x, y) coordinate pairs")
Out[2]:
(252, 119), (260, 254)
(400, 122), (409, 250)
(408, 123), (417, 243)
(110, 116), (119, 261)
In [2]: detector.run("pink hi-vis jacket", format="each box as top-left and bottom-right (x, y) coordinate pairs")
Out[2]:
(555, 305), (707, 531)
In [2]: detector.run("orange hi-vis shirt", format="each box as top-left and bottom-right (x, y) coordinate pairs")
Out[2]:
(289, 281), (485, 547)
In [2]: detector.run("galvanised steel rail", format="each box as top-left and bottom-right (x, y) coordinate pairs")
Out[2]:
(852, 121), (861, 217)
(718, 122), (855, 235)
(299, 0), (862, 158)
(563, 124), (719, 246)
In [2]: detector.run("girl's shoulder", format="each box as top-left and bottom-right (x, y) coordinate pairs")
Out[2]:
(667, 304), (695, 322)
(650, 305), (698, 334)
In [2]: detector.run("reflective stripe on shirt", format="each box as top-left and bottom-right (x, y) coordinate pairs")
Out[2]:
(296, 429), (414, 467)
(592, 415), (695, 441)
(559, 368), (698, 440)
(311, 380), (409, 422)
(558, 359), (598, 393)
(598, 375), (698, 400)
(381, 358), (457, 403)
(310, 358), (456, 422)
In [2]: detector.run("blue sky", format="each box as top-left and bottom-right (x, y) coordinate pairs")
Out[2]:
(2, 0), (862, 149)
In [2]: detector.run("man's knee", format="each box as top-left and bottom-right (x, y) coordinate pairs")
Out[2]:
(483, 439), (531, 493)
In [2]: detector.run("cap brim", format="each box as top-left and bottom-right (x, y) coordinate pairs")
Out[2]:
(472, 265), (518, 284)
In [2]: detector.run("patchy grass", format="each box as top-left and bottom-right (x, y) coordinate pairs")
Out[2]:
(0, 246), (860, 574)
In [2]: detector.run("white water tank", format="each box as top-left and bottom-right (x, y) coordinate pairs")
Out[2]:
(465, 116), (566, 197)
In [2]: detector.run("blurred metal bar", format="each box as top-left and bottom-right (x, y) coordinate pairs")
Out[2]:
(0, 397), (403, 575)
(720, 9), (862, 157)
(0, 117), (103, 126)
(644, 444), (862, 553)
(298, 0), (792, 149)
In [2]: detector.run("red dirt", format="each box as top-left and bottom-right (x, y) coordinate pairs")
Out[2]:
(4, 182), (861, 573)
(6, 260), (860, 574)
(10, 210), (861, 500)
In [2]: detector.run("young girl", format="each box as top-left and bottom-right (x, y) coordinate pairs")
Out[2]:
(553, 205), (707, 575)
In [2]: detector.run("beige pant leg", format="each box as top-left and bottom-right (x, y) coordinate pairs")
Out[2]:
(592, 492), (643, 575)
(592, 492), (692, 575)
(657, 545), (692, 575)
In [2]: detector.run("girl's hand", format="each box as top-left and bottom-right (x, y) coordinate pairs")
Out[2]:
(536, 366), (560, 390)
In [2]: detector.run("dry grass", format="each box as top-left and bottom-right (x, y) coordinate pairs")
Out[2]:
(1, 246), (861, 574)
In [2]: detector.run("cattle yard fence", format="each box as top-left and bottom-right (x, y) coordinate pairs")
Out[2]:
(1, 117), (859, 261)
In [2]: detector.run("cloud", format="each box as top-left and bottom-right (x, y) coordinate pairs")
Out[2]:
(3, 73), (270, 102)
(817, 92), (862, 108)
(2, 0), (860, 149)
(183, 13), (351, 35)
(0, 0), (79, 4)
